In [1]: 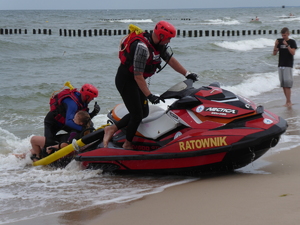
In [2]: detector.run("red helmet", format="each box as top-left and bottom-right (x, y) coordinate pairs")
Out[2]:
(80, 84), (98, 102)
(154, 21), (176, 42)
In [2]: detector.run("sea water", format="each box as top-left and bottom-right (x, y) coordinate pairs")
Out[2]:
(1, 7), (300, 224)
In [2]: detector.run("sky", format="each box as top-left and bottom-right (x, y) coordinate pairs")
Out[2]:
(0, 0), (299, 10)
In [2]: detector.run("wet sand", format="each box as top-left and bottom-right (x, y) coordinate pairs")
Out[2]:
(86, 75), (300, 225)
(8, 86), (300, 225)
(87, 146), (300, 225)
(8, 145), (300, 225)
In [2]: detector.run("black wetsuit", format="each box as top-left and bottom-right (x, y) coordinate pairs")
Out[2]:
(115, 64), (149, 142)
(115, 32), (169, 142)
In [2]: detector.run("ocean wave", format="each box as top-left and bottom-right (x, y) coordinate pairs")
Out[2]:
(201, 17), (240, 25)
(214, 38), (274, 51)
(276, 16), (300, 22)
(222, 71), (279, 97)
(0, 151), (196, 224)
(109, 19), (153, 23)
(222, 68), (299, 98)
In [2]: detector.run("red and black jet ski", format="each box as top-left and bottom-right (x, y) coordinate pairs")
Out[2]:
(75, 78), (287, 174)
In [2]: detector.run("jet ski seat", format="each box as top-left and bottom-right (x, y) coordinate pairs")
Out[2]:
(112, 103), (178, 139)
(142, 105), (165, 123)
(112, 103), (165, 123)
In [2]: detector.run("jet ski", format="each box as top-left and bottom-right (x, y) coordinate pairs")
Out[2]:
(72, 78), (287, 174)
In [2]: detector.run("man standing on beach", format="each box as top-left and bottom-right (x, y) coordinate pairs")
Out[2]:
(273, 27), (297, 107)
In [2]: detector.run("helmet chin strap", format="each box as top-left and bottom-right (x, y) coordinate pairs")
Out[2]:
(157, 34), (164, 45)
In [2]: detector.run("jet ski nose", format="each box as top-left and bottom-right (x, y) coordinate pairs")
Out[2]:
(270, 137), (279, 148)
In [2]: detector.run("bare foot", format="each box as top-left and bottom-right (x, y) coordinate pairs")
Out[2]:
(103, 125), (117, 147)
(122, 140), (134, 150)
(13, 153), (26, 159)
(283, 103), (293, 107)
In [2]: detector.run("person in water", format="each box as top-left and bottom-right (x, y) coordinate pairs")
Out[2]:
(14, 110), (93, 161)
(103, 21), (198, 149)
(273, 27), (297, 107)
(43, 83), (99, 157)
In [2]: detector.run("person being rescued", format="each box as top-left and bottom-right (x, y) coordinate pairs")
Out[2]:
(14, 82), (100, 162)
(14, 110), (94, 162)
(45, 110), (94, 156)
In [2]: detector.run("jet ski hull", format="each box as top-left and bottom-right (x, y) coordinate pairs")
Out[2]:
(75, 116), (286, 174)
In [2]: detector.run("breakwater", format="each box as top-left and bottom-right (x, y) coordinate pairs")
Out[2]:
(1, 28), (300, 37)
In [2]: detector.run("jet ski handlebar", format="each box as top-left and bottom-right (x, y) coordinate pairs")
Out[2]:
(160, 78), (196, 100)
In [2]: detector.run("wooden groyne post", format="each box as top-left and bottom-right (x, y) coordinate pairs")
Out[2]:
(1, 28), (300, 37)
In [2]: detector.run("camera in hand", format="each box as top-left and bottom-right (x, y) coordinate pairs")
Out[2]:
(277, 38), (284, 45)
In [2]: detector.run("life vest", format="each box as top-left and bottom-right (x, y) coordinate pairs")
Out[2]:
(119, 32), (162, 78)
(49, 88), (87, 124)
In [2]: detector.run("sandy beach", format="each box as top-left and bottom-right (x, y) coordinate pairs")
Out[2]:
(85, 146), (300, 225)
(84, 90), (300, 225)
(5, 66), (300, 225)
(8, 98), (300, 225)
(6, 91), (300, 225)
(7, 143), (300, 225)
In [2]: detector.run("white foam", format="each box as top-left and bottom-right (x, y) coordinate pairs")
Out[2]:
(214, 38), (274, 51)
(277, 16), (300, 22)
(202, 18), (240, 25)
(222, 71), (279, 97)
(111, 19), (153, 23)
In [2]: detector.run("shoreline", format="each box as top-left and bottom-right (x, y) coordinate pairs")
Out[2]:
(6, 145), (300, 225)
(6, 89), (300, 225)
(88, 146), (300, 225)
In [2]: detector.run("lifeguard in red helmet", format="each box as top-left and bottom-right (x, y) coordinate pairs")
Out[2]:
(103, 21), (198, 150)
(43, 83), (100, 157)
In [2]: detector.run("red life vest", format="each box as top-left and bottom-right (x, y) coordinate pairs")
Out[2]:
(49, 89), (87, 124)
(119, 32), (161, 78)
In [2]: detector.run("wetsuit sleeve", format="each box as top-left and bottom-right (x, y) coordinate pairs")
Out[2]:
(133, 41), (150, 73)
(62, 98), (83, 131)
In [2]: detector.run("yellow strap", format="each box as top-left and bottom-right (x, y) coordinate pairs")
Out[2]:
(120, 24), (143, 52)
(64, 81), (74, 90)
(50, 81), (74, 98)
(129, 24), (143, 34)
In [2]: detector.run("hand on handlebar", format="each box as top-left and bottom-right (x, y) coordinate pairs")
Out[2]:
(147, 94), (165, 104)
(186, 72), (198, 82)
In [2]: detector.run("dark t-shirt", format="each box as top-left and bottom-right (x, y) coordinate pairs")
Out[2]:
(277, 38), (297, 67)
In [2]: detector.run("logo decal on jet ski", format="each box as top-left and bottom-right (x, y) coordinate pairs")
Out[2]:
(169, 111), (179, 120)
(205, 107), (237, 115)
(179, 137), (228, 151)
(263, 118), (273, 124)
(174, 131), (182, 139)
(196, 105), (205, 113)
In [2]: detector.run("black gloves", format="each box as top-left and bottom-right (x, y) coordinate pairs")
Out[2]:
(186, 73), (198, 82)
(90, 101), (100, 118)
(147, 94), (165, 104)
